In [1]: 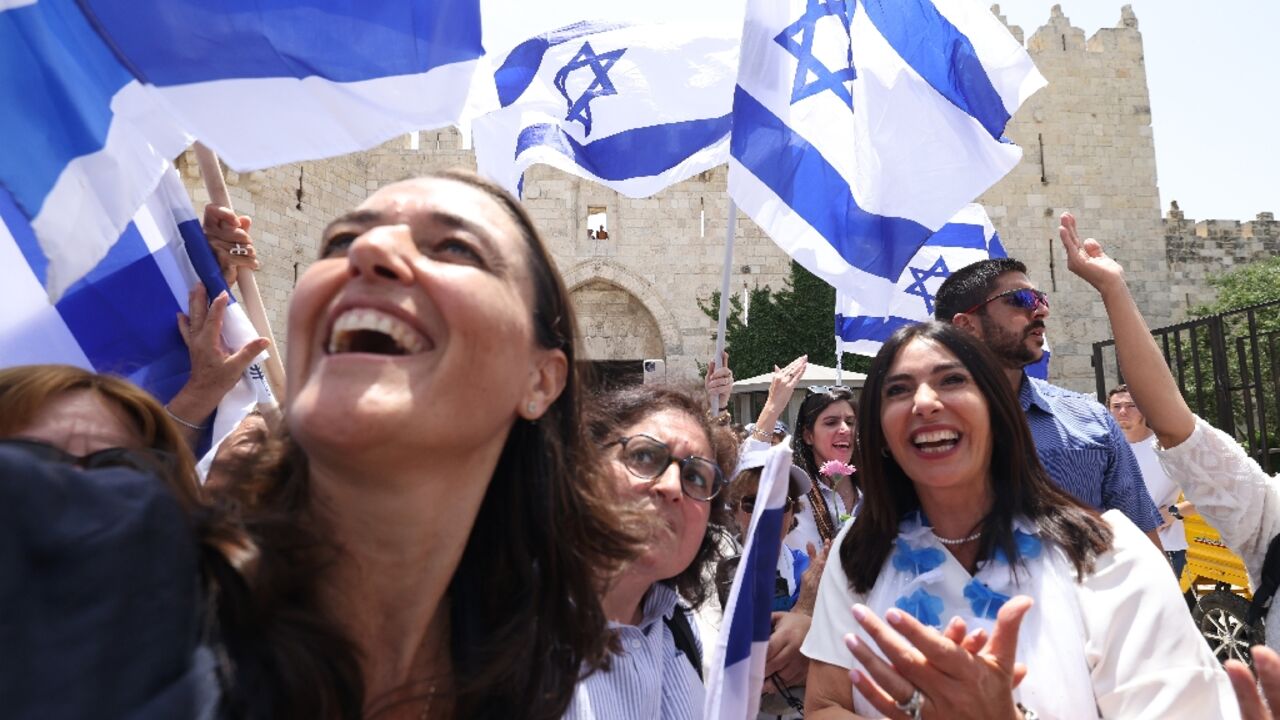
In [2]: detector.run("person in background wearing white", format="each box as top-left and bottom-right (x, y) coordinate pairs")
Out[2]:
(1059, 210), (1280, 703)
(1106, 384), (1197, 579)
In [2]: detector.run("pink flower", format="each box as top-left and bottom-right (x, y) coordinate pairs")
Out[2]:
(819, 460), (856, 479)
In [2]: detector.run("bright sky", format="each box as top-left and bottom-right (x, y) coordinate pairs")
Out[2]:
(485, 0), (1277, 220)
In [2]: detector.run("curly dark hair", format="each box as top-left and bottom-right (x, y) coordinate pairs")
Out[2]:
(843, 321), (1113, 594)
(210, 169), (641, 720)
(584, 384), (738, 609)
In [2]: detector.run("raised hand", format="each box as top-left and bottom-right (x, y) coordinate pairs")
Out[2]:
(203, 204), (258, 286)
(167, 285), (270, 444)
(794, 539), (831, 615)
(843, 596), (1033, 720)
(1058, 212), (1126, 294)
(705, 351), (734, 413)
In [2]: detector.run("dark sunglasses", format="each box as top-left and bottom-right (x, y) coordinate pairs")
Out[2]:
(606, 434), (724, 502)
(0, 438), (177, 475)
(737, 494), (800, 513)
(963, 287), (1050, 315)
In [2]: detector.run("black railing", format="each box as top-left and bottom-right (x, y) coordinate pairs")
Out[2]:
(1092, 298), (1280, 475)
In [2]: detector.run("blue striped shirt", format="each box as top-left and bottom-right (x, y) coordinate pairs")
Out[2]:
(1020, 375), (1162, 532)
(564, 582), (704, 720)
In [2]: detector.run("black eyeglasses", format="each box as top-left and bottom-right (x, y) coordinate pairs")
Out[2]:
(607, 434), (724, 502)
(0, 438), (176, 475)
(963, 287), (1049, 315)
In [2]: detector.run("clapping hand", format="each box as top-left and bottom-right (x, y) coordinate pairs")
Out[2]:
(844, 597), (1032, 720)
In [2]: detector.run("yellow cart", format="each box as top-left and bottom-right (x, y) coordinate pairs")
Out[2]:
(1179, 509), (1263, 665)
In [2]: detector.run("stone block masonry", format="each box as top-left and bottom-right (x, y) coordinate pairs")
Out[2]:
(176, 5), (1217, 394)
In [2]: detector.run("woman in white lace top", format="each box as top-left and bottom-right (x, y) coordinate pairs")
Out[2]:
(1059, 212), (1280, 711)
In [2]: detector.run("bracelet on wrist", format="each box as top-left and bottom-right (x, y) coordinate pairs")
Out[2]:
(165, 404), (209, 431)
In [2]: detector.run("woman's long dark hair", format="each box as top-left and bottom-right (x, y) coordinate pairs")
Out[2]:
(841, 322), (1113, 594)
(584, 385), (737, 609)
(211, 169), (642, 719)
(792, 386), (857, 484)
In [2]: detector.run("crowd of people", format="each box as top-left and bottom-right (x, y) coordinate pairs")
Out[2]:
(6, 171), (1280, 719)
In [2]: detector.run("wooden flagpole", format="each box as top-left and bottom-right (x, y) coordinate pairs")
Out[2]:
(192, 142), (287, 402)
(712, 200), (737, 414)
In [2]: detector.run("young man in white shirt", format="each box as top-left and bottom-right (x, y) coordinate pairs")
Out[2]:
(1107, 384), (1198, 578)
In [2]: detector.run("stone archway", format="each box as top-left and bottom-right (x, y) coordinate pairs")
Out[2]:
(570, 280), (665, 362)
(563, 259), (683, 359)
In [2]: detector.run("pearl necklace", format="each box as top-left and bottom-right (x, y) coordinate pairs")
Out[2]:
(931, 529), (982, 546)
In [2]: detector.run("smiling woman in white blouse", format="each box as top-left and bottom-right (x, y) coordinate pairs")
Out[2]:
(800, 321), (1237, 720)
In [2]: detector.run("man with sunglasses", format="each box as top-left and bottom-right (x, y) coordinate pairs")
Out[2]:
(934, 258), (1164, 543)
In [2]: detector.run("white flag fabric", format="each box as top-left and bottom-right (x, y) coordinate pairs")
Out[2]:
(472, 20), (737, 198)
(0, 167), (269, 463)
(0, 0), (483, 298)
(728, 0), (1045, 315)
(703, 438), (793, 720)
(835, 203), (1051, 378)
(835, 204), (1005, 355)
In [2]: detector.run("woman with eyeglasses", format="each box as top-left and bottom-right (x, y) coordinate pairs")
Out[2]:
(801, 322), (1236, 719)
(567, 384), (738, 720)
(0, 363), (245, 717)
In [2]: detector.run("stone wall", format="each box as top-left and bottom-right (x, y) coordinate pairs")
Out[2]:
(176, 4), (1185, 394)
(1164, 203), (1279, 312)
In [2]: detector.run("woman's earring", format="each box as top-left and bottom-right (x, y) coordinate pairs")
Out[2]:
(527, 402), (538, 415)
(880, 446), (889, 458)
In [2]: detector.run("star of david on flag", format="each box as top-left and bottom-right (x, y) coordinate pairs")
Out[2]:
(834, 203), (1051, 379)
(834, 203), (1006, 355)
(776, 0), (856, 107)
(728, 0), (1047, 351)
(472, 19), (737, 199)
(553, 42), (626, 137)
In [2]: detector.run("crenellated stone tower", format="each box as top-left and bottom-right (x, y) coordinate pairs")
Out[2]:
(177, 4), (1243, 395)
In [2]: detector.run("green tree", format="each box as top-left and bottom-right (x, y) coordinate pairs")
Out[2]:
(1190, 255), (1280, 322)
(697, 261), (871, 379)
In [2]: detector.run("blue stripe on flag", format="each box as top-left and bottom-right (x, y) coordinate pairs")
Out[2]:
(836, 314), (914, 344)
(724, 507), (785, 666)
(516, 115), (731, 182)
(0, 188), (49, 286)
(79, 0), (483, 85)
(730, 88), (930, 280)
(0, 1), (133, 219)
(179, 218), (232, 298)
(922, 222), (987, 250)
(55, 222), (187, 399)
(860, 0), (1009, 138)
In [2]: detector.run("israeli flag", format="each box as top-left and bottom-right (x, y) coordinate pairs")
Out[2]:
(1, 0), (483, 299)
(472, 20), (736, 198)
(703, 439), (792, 720)
(728, 0), (1045, 308)
(0, 166), (268, 461)
(836, 203), (1052, 377)
(835, 204), (1005, 355)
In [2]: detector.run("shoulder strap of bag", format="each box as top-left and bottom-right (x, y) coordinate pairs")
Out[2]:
(665, 605), (703, 680)
(1247, 532), (1280, 624)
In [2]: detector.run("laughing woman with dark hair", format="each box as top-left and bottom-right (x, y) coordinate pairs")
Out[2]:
(801, 322), (1236, 719)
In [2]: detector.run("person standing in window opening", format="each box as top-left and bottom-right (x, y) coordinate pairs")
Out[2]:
(596, 224), (609, 240)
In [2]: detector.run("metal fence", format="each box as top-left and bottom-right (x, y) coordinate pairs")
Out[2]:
(1092, 298), (1280, 475)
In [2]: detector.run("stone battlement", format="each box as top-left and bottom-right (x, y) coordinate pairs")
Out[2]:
(1165, 201), (1280, 266)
